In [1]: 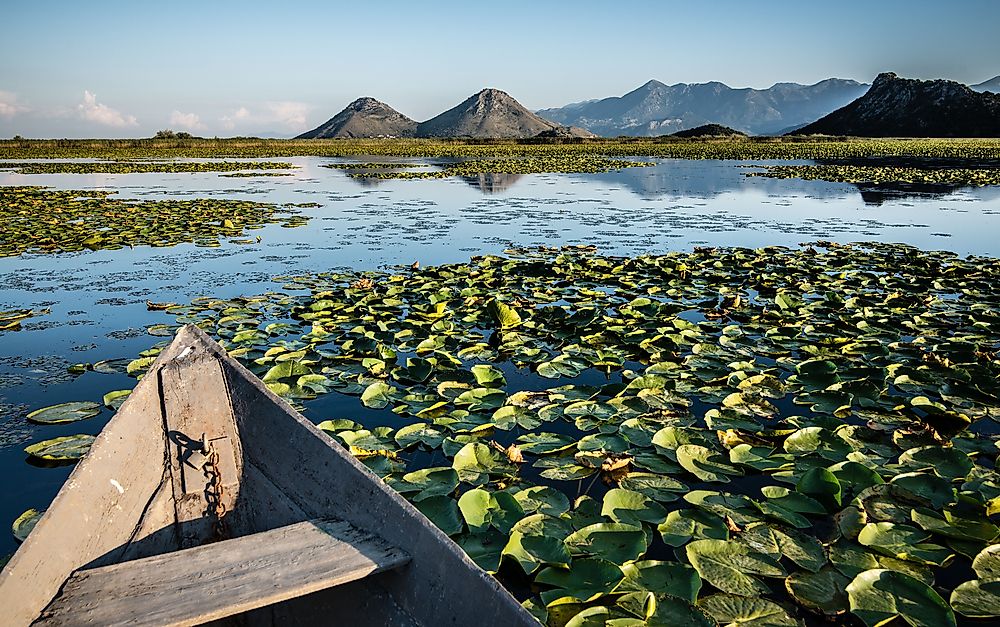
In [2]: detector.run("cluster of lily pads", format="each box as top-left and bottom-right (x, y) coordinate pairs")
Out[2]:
(0, 160), (295, 175)
(219, 172), (293, 178)
(321, 162), (423, 170)
(19, 242), (1000, 626)
(3, 138), (1000, 162)
(0, 186), (313, 256)
(346, 157), (656, 180)
(745, 165), (1000, 187)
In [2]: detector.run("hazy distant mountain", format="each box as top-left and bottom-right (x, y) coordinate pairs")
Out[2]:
(671, 124), (746, 138)
(792, 72), (1000, 137)
(416, 89), (578, 139)
(296, 97), (416, 139)
(537, 79), (869, 136)
(972, 76), (1000, 93)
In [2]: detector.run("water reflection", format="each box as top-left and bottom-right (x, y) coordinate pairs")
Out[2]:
(460, 173), (523, 194)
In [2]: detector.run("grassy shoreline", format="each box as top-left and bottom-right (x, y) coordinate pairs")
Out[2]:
(3, 137), (1000, 161)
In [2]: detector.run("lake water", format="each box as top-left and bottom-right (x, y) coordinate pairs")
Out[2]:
(2, 156), (999, 557)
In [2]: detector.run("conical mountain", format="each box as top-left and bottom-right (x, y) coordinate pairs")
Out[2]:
(296, 97), (417, 139)
(792, 73), (1000, 137)
(416, 89), (567, 139)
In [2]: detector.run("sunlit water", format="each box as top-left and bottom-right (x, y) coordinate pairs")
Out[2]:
(1, 157), (999, 556)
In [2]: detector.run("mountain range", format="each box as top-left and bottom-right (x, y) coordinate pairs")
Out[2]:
(793, 72), (1000, 137)
(298, 73), (1000, 140)
(536, 79), (870, 136)
(298, 89), (592, 140)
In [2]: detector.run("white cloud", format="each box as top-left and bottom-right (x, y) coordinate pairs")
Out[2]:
(265, 101), (309, 127)
(0, 91), (30, 118)
(168, 110), (206, 131)
(220, 102), (310, 131)
(77, 90), (137, 127)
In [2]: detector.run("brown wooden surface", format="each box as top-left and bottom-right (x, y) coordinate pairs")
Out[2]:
(35, 519), (409, 627)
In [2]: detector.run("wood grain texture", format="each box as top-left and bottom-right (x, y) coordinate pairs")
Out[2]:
(36, 519), (409, 627)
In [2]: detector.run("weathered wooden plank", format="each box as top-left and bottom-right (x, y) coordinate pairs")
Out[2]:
(160, 350), (244, 548)
(35, 519), (410, 627)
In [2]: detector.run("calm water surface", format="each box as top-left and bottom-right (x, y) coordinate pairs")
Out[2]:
(1, 157), (999, 556)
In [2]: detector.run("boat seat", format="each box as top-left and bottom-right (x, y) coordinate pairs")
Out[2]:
(34, 518), (410, 627)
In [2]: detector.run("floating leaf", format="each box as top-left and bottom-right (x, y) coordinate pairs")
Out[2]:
(24, 434), (95, 461)
(676, 444), (741, 483)
(601, 488), (667, 526)
(26, 401), (101, 425)
(360, 381), (397, 409)
(685, 538), (785, 596)
(785, 566), (850, 616)
(11, 508), (43, 542)
(412, 495), (462, 536)
(698, 593), (801, 626)
(614, 560), (701, 602)
(846, 569), (956, 627)
(535, 557), (624, 604)
(565, 523), (647, 564)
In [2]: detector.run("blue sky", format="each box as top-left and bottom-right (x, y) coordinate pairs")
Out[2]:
(1, 0), (997, 138)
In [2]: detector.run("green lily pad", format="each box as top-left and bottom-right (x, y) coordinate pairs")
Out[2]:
(452, 442), (510, 485)
(846, 568), (956, 627)
(412, 495), (462, 536)
(617, 592), (715, 626)
(24, 434), (95, 461)
(360, 381), (397, 409)
(391, 467), (458, 501)
(785, 566), (851, 616)
(972, 544), (1000, 579)
(697, 593), (801, 626)
(564, 523), (647, 564)
(898, 446), (972, 481)
(457, 528), (507, 573)
(601, 488), (668, 526)
(795, 467), (841, 511)
(658, 508), (729, 547)
(457, 488), (523, 534)
(613, 560), (701, 602)
(950, 579), (1000, 618)
(471, 364), (507, 388)
(26, 401), (101, 425)
(11, 508), (43, 542)
(512, 486), (570, 516)
(740, 523), (826, 572)
(676, 444), (742, 483)
(685, 538), (785, 596)
(857, 522), (954, 566)
(618, 473), (686, 502)
(535, 557), (623, 604)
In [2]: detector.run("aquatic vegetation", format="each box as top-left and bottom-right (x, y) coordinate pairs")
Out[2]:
(23, 434), (95, 462)
(321, 162), (424, 169)
(0, 186), (311, 257)
(219, 172), (293, 178)
(11, 509), (42, 543)
(39, 241), (995, 625)
(746, 164), (1000, 186)
(3, 137), (1000, 162)
(349, 157), (656, 179)
(0, 308), (49, 331)
(0, 160), (295, 175)
(25, 401), (101, 425)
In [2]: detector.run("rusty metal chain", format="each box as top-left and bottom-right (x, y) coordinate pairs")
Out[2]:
(202, 436), (228, 541)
